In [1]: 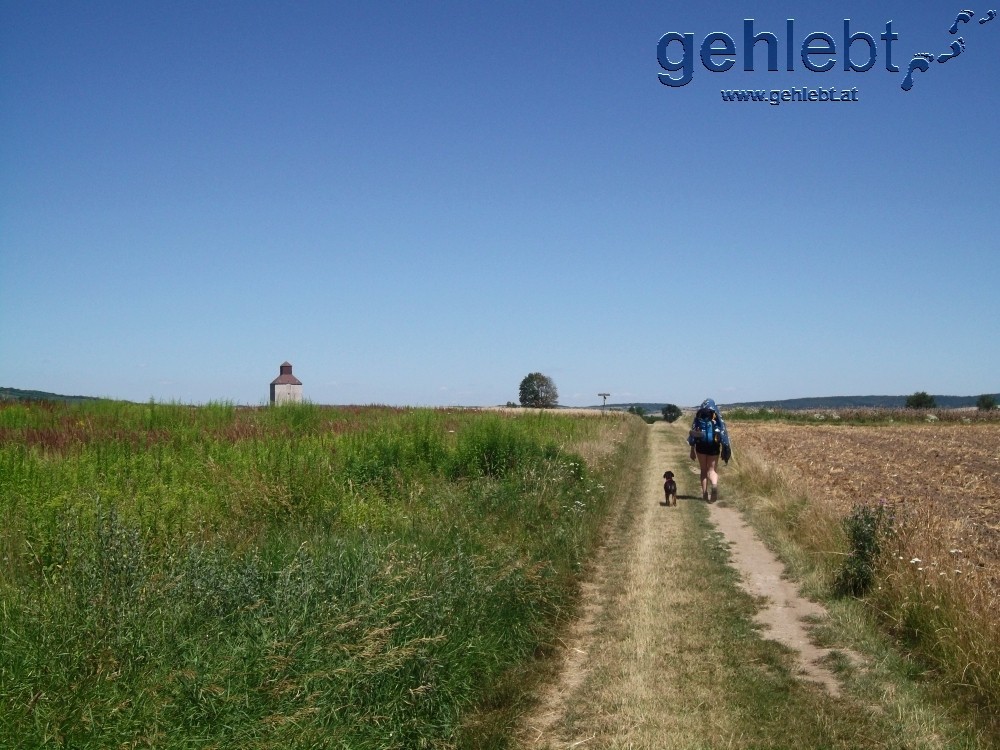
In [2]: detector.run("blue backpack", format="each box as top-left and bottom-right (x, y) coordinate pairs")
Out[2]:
(693, 408), (719, 445)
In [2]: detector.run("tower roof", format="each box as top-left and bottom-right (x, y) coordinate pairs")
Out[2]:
(271, 362), (302, 386)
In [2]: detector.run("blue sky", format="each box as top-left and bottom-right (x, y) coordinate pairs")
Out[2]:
(2, 1), (998, 407)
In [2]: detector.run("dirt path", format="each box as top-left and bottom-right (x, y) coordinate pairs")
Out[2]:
(705, 492), (848, 696)
(520, 420), (849, 747)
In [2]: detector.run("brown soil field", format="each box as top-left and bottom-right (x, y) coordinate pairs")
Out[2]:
(729, 422), (1000, 588)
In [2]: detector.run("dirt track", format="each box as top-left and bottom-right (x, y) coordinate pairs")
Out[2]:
(521, 420), (847, 746)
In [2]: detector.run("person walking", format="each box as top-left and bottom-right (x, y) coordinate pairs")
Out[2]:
(688, 398), (732, 502)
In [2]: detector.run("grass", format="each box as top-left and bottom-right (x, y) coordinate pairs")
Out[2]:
(0, 400), (645, 749)
(533, 422), (985, 749)
(724, 430), (999, 746)
(523, 424), (993, 750)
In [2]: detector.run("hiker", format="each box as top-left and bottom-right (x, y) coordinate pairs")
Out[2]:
(688, 398), (732, 502)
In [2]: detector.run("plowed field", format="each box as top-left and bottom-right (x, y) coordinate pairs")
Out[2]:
(729, 422), (1000, 584)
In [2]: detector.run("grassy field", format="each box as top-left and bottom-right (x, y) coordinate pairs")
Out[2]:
(727, 417), (1000, 742)
(0, 400), (645, 749)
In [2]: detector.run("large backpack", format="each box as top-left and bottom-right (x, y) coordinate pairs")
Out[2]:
(692, 408), (719, 445)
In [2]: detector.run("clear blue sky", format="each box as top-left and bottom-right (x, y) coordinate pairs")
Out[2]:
(2, 1), (998, 407)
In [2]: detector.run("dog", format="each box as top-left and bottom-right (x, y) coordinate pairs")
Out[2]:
(662, 470), (677, 506)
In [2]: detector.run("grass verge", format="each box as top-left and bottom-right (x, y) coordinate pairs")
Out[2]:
(725, 433), (997, 747)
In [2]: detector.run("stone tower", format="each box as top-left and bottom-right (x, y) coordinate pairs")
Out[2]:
(270, 361), (303, 405)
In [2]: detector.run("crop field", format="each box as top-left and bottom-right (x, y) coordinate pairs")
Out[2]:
(728, 418), (1000, 731)
(0, 400), (644, 749)
(730, 421), (1000, 587)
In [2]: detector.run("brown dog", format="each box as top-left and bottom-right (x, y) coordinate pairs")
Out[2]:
(663, 470), (677, 506)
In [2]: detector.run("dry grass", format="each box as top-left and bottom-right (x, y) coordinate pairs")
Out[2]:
(728, 421), (1000, 736)
(527, 424), (746, 747)
(519, 422), (960, 749)
(730, 423), (1000, 571)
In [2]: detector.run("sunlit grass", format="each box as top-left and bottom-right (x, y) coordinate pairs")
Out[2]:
(726, 428), (1000, 744)
(0, 400), (643, 749)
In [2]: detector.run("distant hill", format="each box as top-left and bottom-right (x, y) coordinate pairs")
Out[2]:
(592, 394), (999, 413)
(0, 387), (103, 404)
(720, 394), (999, 410)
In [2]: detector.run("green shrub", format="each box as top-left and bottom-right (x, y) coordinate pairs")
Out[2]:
(834, 500), (894, 597)
(661, 404), (682, 423)
(905, 391), (936, 409)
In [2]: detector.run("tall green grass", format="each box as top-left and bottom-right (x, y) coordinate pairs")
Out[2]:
(0, 401), (643, 749)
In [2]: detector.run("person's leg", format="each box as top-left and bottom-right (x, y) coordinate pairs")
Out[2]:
(705, 454), (719, 500)
(697, 452), (711, 499)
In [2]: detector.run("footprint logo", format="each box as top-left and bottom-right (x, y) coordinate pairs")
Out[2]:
(902, 53), (935, 90)
(949, 9), (976, 33)
(938, 37), (966, 61)
(903, 8), (997, 90)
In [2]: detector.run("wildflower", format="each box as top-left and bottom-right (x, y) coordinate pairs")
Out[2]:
(910, 558), (922, 564)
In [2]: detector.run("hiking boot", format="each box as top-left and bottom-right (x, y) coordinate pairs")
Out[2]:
(710, 486), (718, 503)
(702, 490), (709, 501)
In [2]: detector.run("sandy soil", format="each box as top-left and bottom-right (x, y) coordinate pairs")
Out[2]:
(706, 496), (852, 696)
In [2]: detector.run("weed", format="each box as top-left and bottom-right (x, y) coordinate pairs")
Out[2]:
(835, 500), (895, 597)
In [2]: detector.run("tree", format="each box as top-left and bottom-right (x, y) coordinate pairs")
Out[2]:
(626, 405), (645, 417)
(661, 404), (682, 423)
(905, 391), (937, 409)
(977, 394), (997, 411)
(518, 373), (558, 408)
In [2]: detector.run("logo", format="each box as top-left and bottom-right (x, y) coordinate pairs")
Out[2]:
(657, 9), (997, 100)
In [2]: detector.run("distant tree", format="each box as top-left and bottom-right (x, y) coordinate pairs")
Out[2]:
(661, 404), (682, 423)
(627, 405), (657, 424)
(518, 373), (558, 409)
(977, 394), (997, 411)
(905, 391), (937, 409)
